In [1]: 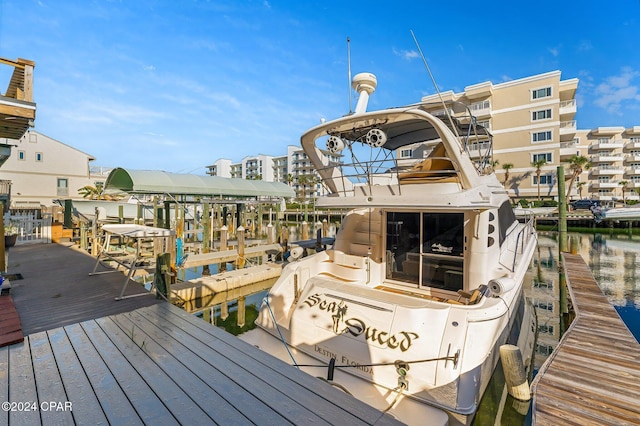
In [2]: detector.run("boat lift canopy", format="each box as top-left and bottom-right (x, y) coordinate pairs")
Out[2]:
(104, 168), (295, 199)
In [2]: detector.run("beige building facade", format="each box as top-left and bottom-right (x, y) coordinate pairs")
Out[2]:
(0, 130), (107, 207)
(420, 71), (639, 205)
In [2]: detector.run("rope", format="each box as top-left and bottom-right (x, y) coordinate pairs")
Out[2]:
(382, 383), (407, 413)
(294, 353), (458, 369)
(264, 295), (299, 367)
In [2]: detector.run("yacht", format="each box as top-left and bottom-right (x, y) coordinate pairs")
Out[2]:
(242, 72), (537, 425)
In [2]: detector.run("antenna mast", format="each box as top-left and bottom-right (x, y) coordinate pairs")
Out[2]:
(347, 36), (352, 114)
(410, 30), (460, 140)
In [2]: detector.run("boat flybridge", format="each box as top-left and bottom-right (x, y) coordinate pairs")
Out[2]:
(241, 73), (537, 425)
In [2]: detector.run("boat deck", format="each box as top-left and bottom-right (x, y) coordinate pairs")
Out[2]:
(531, 253), (640, 425)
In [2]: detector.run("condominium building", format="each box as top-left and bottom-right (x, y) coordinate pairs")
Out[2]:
(419, 70), (639, 204)
(206, 145), (341, 201)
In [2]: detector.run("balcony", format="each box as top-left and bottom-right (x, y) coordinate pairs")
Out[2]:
(625, 167), (640, 177)
(593, 192), (614, 201)
(625, 141), (640, 151)
(0, 57), (36, 142)
(590, 140), (624, 150)
(560, 140), (578, 159)
(625, 182), (640, 189)
(591, 166), (624, 176)
(559, 99), (576, 117)
(560, 120), (577, 136)
(591, 154), (624, 163)
(625, 154), (640, 163)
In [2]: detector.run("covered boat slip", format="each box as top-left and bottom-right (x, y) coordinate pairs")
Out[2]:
(1, 303), (402, 426)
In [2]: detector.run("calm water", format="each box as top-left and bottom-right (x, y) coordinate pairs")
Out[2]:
(186, 230), (640, 425)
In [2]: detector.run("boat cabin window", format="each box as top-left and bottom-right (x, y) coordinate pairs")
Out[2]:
(386, 212), (464, 291)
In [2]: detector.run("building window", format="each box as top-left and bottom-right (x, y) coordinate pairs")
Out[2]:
(538, 324), (555, 335)
(35, 152), (43, 162)
(57, 178), (68, 197)
(400, 149), (413, 158)
(18, 150), (26, 160)
(532, 87), (552, 100)
(532, 153), (552, 163)
(532, 109), (552, 121)
(532, 130), (553, 143)
(533, 174), (554, 185)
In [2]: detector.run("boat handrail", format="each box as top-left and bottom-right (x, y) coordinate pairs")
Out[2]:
(317, 156), (462, 197)
(504, 213), (535, 272)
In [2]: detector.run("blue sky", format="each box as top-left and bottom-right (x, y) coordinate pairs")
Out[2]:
(1, 0), (639, 174)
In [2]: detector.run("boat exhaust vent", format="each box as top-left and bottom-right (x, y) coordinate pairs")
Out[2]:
(352, 72), (377, 115)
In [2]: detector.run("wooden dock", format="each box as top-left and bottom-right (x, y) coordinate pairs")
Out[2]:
(1, 303), (401, 425)
(3, 243), (400, 425)
(7, 243), (163, 336)
(531, 253), (640, 425)
(172, 262), (281, 307)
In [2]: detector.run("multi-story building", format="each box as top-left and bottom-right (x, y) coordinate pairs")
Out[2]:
(575, 126), (640, 202)
(419, 71), (639, 204)
(207, 145), (341, 202)
(0, 130), (104, 208)
(420, 70), (579, 202)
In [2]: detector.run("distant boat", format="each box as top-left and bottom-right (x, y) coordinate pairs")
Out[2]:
(591, 205), (640, 222)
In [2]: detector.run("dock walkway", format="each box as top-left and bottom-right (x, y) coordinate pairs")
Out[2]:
(1, 303), (400, 425)
(2, 243), (400, 425)
(531, 253), (640, 425)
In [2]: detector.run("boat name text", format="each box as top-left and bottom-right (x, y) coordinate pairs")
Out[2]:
(314, 345), (373, 374)
(303, 293), (419, 352)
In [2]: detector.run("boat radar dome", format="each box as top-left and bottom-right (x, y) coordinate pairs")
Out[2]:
(352, 72), (377, 115)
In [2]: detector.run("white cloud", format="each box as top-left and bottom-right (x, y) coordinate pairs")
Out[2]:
(547, 47), (559, 57)
(593, 67), (640, 114)
(392, 48), (419, 60)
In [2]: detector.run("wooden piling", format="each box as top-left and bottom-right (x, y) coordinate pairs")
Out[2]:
(499, 344), (531, 401)
(236, 226), (245, 269)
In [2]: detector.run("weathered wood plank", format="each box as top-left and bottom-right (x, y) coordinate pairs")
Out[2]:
(64, 323), (143, 426)
(123, 308), (329, 425)
(144, 303), (398, 426)
(7, 340), (40, 425)
(109, 310), (269, 425)
(0, 346), (8, 426)
(78, 320), (178, 425)
(531, 253), (640, 426)
(46, 327), (109, 425)
(28, 332), (74, 425)
(94, 315), (217, 425)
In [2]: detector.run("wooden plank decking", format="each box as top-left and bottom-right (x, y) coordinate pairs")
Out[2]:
(531, 253), (640, 425)
(0, 294), (23, 347)
(7, 243), (164, 335)
(1, 302), (401, 425)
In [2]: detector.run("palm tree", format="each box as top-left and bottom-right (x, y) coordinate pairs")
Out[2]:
(285, 173), (294, 187)
(297, 174), (308, 202)
(502, 163), (514, 186)
(531, 158), (548, 201)
(565, 155), (591, 199)
(619, 180), (629, 205)
(576, 181), (586, 199)
(77, 183), (122, 200)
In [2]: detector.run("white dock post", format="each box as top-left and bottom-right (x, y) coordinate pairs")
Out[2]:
(500, 344), (531, 401)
